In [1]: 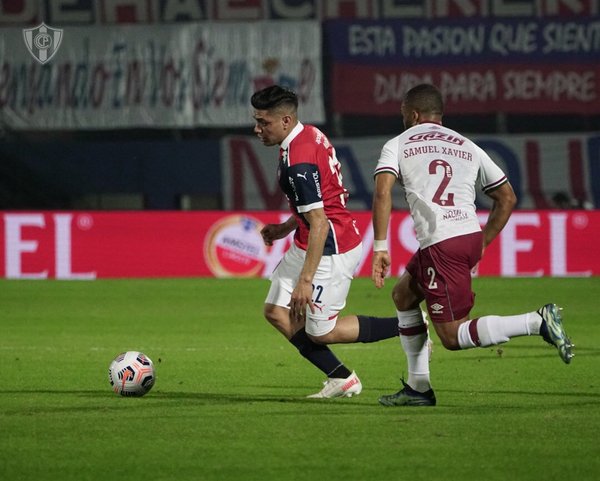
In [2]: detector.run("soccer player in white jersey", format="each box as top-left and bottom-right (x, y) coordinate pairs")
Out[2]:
(371, 83), (574, 406)
(251, 85), (400, 398)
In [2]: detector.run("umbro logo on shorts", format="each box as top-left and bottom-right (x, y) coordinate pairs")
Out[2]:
(430, 303), (444, 314)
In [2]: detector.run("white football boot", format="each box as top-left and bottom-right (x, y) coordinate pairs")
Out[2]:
(306, 371), (362, 398)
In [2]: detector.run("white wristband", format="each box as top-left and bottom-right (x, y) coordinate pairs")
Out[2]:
(373, 240), (388, 252)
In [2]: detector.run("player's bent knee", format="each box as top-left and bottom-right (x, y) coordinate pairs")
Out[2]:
(391, 287), (418, 311)
(263, 304), (298, 339)
(438, 334), (461, 351)
(307, 332), (329, 345)
(263, 305), (275, 323)
(263, 305), (286, 327)
(435, 319), (468, 350)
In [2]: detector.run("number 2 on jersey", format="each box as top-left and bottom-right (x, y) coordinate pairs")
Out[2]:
(427, 267), (438, 290)
(429, 159), (455, 206)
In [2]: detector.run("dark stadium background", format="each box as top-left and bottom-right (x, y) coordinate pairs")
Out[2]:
(1, 0), (598, 212)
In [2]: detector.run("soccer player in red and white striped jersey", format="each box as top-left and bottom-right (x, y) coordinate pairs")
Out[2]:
(252, 85), (399, 399)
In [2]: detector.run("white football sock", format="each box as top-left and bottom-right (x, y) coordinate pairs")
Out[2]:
(457, 312), (542, 349)
(397, 309), (431, 392)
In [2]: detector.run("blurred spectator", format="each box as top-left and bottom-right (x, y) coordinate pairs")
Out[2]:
(551, 191), (574, 209)
(551, 191), (594, 210)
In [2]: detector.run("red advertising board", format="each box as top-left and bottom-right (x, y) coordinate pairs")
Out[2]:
(0, 211), (596, 279)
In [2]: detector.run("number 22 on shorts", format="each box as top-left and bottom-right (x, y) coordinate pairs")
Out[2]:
(312, 284), (324, 303)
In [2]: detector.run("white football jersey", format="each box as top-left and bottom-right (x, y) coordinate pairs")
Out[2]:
(375, 122), (507, 248)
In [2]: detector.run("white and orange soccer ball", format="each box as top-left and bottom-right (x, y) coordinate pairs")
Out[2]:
(108, 351), (155, 397)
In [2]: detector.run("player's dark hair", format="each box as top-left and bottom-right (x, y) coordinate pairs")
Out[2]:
(251, 85), (298, 112)
(404, 84), (444, 116)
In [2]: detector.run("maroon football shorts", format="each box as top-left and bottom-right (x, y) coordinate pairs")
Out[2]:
(406, 231), (483, 323)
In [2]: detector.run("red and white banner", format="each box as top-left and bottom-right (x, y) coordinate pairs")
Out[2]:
(1, 211), (596, 279)
(0, 22), (323, 129)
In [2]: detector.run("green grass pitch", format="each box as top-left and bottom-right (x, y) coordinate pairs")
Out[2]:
(1, 277), (598, 481)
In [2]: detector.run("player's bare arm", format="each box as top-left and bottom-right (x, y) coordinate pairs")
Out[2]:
(289, 208), (329, 324)
(482, 181), (517, 250)
(371, 172), (396, 288)
(261, 216), (298, 246)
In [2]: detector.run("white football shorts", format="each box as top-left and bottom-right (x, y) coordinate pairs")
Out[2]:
(265, 242), (362, 337)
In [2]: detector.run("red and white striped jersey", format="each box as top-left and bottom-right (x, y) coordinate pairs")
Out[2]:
(278, 122), (361, 255)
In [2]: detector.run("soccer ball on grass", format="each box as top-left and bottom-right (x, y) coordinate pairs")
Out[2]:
(108, 351), (155, 397)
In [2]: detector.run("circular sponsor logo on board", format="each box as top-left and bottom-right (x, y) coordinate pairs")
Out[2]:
(204, 215), (266, 277)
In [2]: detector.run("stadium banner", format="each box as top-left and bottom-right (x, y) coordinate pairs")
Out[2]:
(0, 0), (596, 24)
(221, 133), (600, 211)
(0, 22), (323, 129)
(0, 210), (597, 279)
(326, 17), (600, 115)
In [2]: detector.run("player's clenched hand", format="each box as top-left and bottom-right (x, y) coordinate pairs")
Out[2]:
(260, 224), (280, 246)
(289, 280), (314, 324)
(372, 251), (391, 289)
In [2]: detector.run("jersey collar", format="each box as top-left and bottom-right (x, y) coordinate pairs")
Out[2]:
(280, 121), (304, 150)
